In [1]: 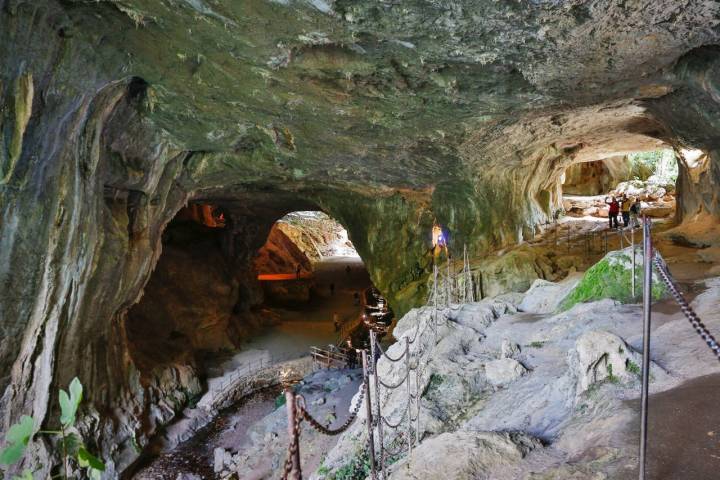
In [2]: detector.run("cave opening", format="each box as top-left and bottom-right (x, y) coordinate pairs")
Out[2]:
(125, 203), (388, 380)
(558, 148), (680, 229)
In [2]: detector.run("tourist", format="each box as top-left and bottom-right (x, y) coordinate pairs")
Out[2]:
(295, 264), (301, 279)
(620, 194), (632, 227)
(605, 195), (620, 229)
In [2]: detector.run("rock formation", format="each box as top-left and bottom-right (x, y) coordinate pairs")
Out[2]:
(2, 0), (720, 476)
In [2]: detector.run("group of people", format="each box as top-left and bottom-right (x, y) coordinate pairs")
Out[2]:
(605, 194), (641, 229)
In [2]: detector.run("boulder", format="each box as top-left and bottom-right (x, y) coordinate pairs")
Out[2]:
(560, 247), (666, 310)
(568, 330), (641, 393)
(387, 431), (541, 479)
(643, 205), (674, 218)
(485, 358), (528, 387)
(519, 278), (579, 314)
(214, 447), (233, 473)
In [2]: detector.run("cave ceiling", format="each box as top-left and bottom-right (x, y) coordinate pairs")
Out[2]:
(50, 0), (720, 194)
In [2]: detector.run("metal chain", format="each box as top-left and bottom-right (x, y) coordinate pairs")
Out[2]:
(381, 402), (411, 429)
(375, 340), (407, 362)
(378, 370), (409, 390)
(281, 395), (304, 480)
(653, 252), (720, 360)
(298, 380), (367, 435)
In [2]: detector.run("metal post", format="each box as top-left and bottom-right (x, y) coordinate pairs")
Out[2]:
(567, 226), (570, 253)
(415, 366), (420, 445)
(370, 331), (384, 478)
(604, 230), (608, 254)
(362, 350), (377, 480)
(433, 264), (438, 331)
(446, 259), (451, 306)
(285, 388), (301, 480)
(631, 227), (636, 299)
(639, 217), (652, 480)
(405, 339), (413, 459)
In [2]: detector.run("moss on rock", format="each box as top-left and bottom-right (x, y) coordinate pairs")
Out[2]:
(561, 248), (667, 310)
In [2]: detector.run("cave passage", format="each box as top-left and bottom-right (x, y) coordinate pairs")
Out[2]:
(248, 210), (375, 362)
(126, 206), (382, 375)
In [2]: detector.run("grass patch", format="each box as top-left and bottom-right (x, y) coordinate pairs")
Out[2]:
(327, 451), (372, 480)
(526, 341), (546, 349)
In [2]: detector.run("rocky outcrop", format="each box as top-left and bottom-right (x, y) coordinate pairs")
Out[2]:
(563, 158), (631, 196)
(484, 358), (528, 387)
(319, 270), (720, 479)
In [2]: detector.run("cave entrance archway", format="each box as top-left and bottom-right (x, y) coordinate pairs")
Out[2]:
(125, 200), (388, 377)
(247, 210), (388, 362)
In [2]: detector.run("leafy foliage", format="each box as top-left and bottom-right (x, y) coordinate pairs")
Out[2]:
(0, 416), (34, 465)
(59, 378), (83, 428)
(628, 149), (678, 183)
(0, 377), (105, 479)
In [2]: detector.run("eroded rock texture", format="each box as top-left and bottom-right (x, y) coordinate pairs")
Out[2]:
(2, 0), (720, 476)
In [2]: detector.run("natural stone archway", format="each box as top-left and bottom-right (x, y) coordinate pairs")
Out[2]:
(3, 1), (720, 477)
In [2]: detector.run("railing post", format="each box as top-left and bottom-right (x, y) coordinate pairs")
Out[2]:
(405, 338), (412, 459)
(631, 227), (636, 299)
(567, 225), (570, 253)
(370, 330), (384, 478)
(285, 388), (301, 480)
(639, 216), (652, 480)
(362, 350), (377, 480)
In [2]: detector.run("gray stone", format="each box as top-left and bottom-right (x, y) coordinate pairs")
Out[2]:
(485, 358), (528, 387)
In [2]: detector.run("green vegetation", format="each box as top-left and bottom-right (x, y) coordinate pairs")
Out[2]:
(327, 451), (372, 480)
(626, 360), (641, 376)
(423, 373), (445, 396)
(628, 149), (678, 183)
(275, 393), (286, 409)
(0, 378), (105, 479)
(527, 341), (546, 349)
(560, 254), (666, 310)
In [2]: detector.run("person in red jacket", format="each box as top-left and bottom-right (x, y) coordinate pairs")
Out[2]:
(605, 195), (620, 229)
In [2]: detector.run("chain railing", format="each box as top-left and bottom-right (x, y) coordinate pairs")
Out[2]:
(281, 362), (370, 480)
(635, 216), (720, 480)
(279, 221), (720, 480)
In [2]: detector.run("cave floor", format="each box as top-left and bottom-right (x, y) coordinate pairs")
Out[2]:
(618, 373), (720, 480)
